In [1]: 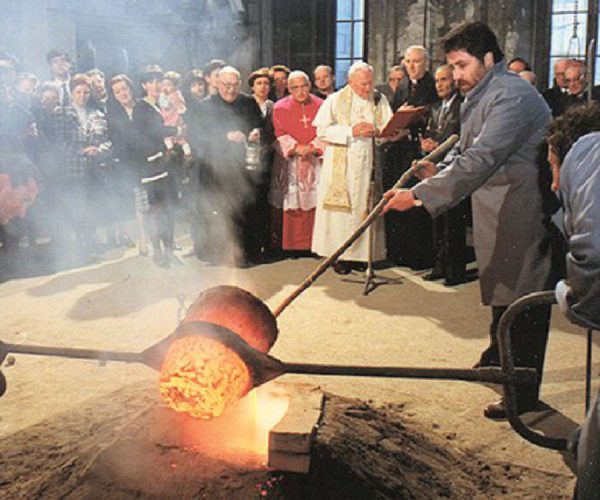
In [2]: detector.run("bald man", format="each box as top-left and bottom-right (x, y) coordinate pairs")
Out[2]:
(542, 58), (573, 117)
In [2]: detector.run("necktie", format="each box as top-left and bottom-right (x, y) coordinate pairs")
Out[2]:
(439, 103), (448, 126)
(62, 82), (70, 107)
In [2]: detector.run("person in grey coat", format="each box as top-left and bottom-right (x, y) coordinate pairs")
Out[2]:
(383, 22), (554, 418)
(549, 127), (600, 330)
(545, 104), (600, 499)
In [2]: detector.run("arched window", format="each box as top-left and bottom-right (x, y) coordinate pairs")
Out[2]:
(334, 0), (365, 86)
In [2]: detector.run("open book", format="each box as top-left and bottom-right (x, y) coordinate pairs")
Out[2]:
(380, 106), (428, 138)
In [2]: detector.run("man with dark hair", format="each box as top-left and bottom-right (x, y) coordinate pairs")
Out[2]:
(507, 57), (531, 73)
(545, 104), (600, 498)
(202, 59), (226, 96)
(376, 64), (405, 109)
(47, 49), (72, 106)
(546, 102), (600, 329)
(383, 21), (554, 418)
(269, 65), (290, 101)
(86, 68), (107, 113)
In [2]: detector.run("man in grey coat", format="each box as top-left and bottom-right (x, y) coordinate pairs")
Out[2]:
(383, 22), (554, 418)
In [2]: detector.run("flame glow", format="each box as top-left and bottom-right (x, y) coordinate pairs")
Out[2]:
(179, 383), (290, 457)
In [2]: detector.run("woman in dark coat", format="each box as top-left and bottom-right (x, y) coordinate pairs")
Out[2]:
(131, 68), (180, 267)
(106, 74), (144, 253)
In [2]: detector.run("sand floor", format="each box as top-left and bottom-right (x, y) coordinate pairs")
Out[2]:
(0, 233), (594, 497)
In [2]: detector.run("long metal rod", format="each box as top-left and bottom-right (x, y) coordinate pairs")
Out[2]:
(586, 328), (593, 414)
(273, 134), (459, 318)
(283, 362), (535, 385)
(0, 342), (145, 365)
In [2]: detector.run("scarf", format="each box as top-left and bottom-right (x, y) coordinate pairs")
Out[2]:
(323, 85), (383, 211)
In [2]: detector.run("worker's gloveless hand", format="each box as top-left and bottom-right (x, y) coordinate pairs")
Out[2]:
(413, 160), (437, 180)
(381, 189), (421, 214)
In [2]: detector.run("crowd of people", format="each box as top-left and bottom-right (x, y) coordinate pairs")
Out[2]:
(2, 19), (600, 489)
(1, 34), (597, 276)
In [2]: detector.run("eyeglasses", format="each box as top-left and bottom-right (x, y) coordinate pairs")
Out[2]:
(565, 76), (584, 84)
(218, 81), (240, 90)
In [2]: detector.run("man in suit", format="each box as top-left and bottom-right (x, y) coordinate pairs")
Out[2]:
(312, 65), (336, 100)
(420, 65), (467, 286)
(47, 49), (72, 107)
(564, 63), (600, 110)
(542, 58), (574, 117)
(376, 64), (405, 111)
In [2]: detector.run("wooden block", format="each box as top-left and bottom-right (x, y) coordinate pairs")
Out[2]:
(268, 388), (323, 455)
(268, 450), (311, 474)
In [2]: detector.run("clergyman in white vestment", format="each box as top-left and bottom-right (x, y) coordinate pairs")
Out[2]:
(311, 62), (392, 263)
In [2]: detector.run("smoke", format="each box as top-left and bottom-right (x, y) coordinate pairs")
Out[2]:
(0, 0), (265, 281)
(0, 1), (249, 79)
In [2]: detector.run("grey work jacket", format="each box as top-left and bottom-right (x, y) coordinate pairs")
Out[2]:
(414, 62), (553, 306)
(556, 133), (600, 330)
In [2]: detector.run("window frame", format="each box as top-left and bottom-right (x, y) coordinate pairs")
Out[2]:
(334, 0), (366, 86)
(547, 0), (599, 86)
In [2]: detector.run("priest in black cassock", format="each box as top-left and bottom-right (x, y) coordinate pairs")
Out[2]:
(187, 66), (266, 266)
(383, 45), (438, 270)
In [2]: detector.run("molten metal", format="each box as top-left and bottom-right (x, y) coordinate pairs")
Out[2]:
(158, 285), (279, 420)
(159, 336), (252, 419)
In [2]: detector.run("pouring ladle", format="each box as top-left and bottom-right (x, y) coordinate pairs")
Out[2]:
(0, 320), (536, 400)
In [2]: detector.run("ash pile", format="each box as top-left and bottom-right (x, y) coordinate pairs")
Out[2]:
(0, 380), (567, 499)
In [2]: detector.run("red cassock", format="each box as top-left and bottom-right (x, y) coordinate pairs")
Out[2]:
(269, 95), (325, 250)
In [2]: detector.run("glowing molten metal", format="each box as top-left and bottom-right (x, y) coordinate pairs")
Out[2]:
(158, 286), (279, 420)
(159, 336), (253, 419)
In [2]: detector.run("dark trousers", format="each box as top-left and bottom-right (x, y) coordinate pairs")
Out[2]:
(145, 171), (176, 256)
(381, 140), (433, 269)
(431, 198), (469, 280)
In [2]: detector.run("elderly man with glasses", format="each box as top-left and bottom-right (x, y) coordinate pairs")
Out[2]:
(187, 66), (266, 267)
(270, 70), (325, 255)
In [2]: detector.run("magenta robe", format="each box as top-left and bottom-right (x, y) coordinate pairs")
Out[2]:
(269, 95), (325, 250)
